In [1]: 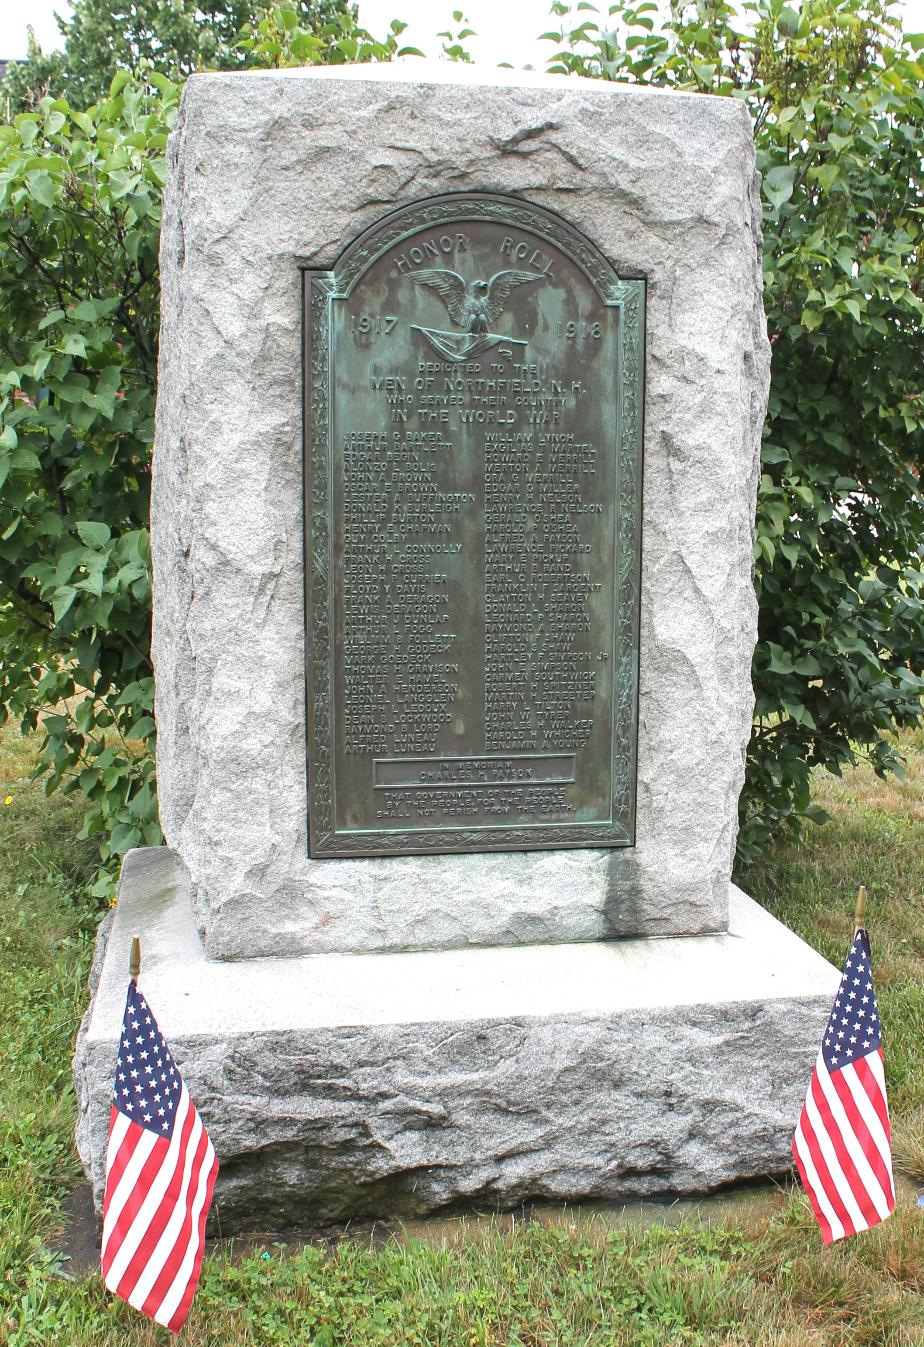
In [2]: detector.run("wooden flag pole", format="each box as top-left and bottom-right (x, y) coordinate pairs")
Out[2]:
(129, 935), (141, 980)
(854, 885), (868, 936)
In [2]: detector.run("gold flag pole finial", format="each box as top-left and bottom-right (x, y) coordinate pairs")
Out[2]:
(854, 885), (868, 936)
(129, 935), (141, 981)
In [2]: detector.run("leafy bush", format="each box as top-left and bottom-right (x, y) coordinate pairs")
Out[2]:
(238, 6), (420, 66)
(1, 0), (922, 877)
(545, 0), (924, 860)
(0, 73), (175, 889)
(0, 16), (419, 888)
(3, 0), (357, 112)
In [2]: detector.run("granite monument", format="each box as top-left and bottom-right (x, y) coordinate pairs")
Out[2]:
(75, 63), (838, 1228)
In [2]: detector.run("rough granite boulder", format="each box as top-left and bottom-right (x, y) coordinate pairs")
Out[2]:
(151, 64), (771, 960)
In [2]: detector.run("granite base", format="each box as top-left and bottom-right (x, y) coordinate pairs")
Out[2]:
(74, 848), (837, 1230)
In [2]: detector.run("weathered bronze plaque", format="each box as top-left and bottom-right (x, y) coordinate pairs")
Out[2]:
(303, 193), (644, 858)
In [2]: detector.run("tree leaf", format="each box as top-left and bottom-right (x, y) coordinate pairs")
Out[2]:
(52, 586), (78, 623)
(26, 170), (55, 207)
(763, 165), (797, 210)
(76, 520), (112, 549)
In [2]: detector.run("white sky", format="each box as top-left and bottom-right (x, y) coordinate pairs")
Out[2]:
(1, 0), (922, 62)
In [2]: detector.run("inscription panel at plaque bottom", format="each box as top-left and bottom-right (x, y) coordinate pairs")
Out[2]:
(304, 193), (643, 857)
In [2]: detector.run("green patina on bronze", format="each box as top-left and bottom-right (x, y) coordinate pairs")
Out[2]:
(303, 193), (644, 859)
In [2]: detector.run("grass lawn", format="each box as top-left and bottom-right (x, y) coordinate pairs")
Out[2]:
(1, 725), (922, 1346)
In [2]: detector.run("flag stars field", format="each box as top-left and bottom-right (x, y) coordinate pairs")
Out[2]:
(110, 996), (183, 1131)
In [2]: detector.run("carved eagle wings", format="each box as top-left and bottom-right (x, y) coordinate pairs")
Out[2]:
(411, 268), (542, 333)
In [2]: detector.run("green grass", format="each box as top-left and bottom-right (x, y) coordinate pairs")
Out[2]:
(1, 725), (923, 1347)
(746, 725), (924, 1185)
(0, 732), (99, 1284)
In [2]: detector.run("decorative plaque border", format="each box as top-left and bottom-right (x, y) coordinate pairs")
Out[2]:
(303, 192), (644, 858)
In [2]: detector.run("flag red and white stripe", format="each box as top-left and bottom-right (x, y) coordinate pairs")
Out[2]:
(792, 927), (895, 1243)
(101, 979), (218, 1332)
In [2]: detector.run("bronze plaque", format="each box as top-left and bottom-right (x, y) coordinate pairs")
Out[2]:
(304, 193), (643, 858)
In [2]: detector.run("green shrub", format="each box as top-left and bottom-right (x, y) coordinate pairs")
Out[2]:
(545, 0), (924, 860)
(0, 13), (420, 888)
(0, 73), (175, 889)
(1, 0), (922, 875)
(3, 0), (357, 112)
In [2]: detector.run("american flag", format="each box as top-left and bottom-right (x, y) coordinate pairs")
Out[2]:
(100, 979), (218, 1332)
(792, 927), (895, 1243)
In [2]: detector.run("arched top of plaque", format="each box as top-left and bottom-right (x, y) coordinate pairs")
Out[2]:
(331, 192), (635, 305)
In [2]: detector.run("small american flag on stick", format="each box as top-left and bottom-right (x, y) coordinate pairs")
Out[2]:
(100, 940), (218, 1333)
(792, 896), (895, 1243)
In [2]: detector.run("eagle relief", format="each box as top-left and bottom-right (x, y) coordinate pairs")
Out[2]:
(410, 268), (546, 361)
